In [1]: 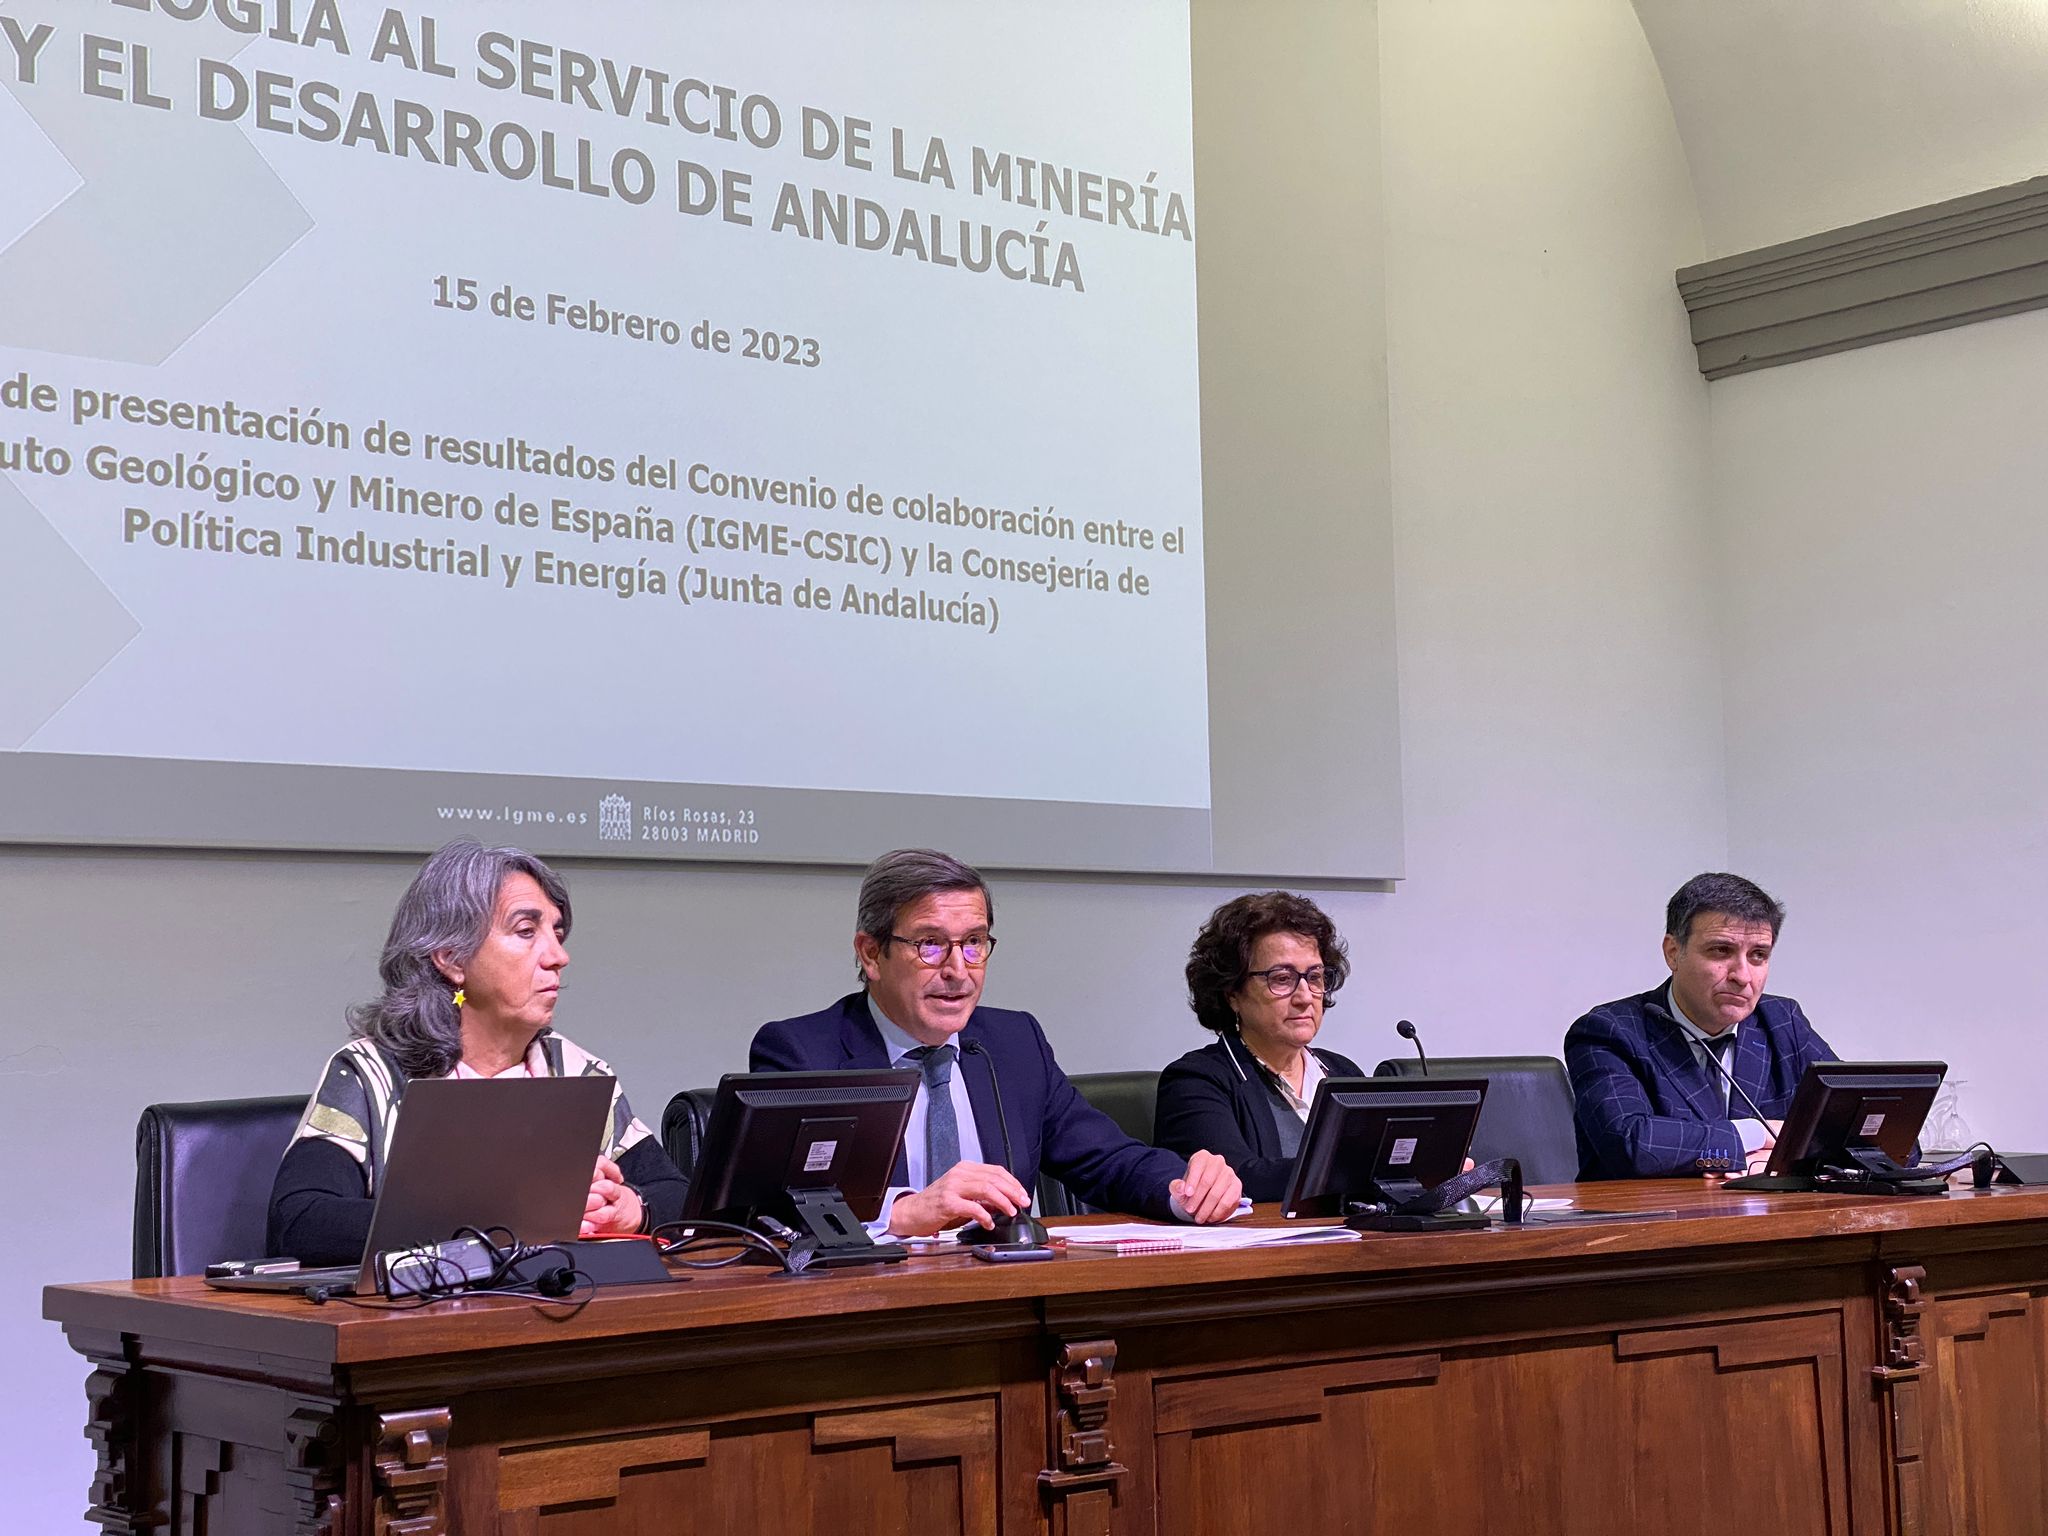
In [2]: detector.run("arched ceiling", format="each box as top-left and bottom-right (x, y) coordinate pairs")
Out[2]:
(1632, 0), (2048, 256)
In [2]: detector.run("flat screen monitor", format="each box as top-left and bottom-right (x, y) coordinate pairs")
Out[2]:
(1761, 1061), (1946, 1181)
(1281, 1078), (1488, 1219)
(681, 1070), (919, 1262)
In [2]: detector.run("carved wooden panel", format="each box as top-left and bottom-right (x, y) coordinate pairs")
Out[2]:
(1150, 1348), (1460, 1536)
(1041, 1337), (1125, 1536)
(375, 1407), (451, 1536)
(498, 1426), (710, 1511)
(1611, 1310), (1852, 1534)
(490, 1396), (1002, 1536)
(166, 1431), (300, 1536)
(172, 1433), (230, 1531)
(814, 1401), (997, 1536)
(1919, 1287), (2048, 1536)
(1153, 1351), (1440, 1436)
(283, 1404), (345, 1536)
(1872, 1264), (1929, 1536)
(82, 1349), (146, 1536)
(1147, 1311), (1857, 1536)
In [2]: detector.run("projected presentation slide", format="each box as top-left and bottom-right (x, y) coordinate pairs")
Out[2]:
(0, 0), (1225, 867)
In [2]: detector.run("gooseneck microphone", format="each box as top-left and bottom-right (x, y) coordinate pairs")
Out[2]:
(962, 1039), (1021, 1170)
(1395, 1019), (1429, 1074)
(1694, 1033), (1769, 1123)
(958, 1040), (1051, 1246)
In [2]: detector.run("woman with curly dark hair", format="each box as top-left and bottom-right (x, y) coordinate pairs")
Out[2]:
(1154, 891), (1364, 1200)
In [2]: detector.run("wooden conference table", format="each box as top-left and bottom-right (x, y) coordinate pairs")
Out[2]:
(43, 1180), (2048, 1536)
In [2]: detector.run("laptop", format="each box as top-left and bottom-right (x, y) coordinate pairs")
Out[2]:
(210, 1074), (614, 1296)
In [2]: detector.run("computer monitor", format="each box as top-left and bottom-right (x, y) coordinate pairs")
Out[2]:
(1732, 1060), (1948, 1192)
(681, 1070), (920, 1265)
(1281, 1078), (1489, 1226)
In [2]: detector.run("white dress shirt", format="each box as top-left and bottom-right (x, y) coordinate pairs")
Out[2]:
(862, 994), (1193, 1229)
(868, 994), (985, 1220)
(1264, 1046), (1327, 1122)
(1666, 983), (1771, 1156)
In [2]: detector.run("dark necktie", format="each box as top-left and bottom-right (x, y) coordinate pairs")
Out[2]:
(908, 1044), (961, 1179)
(1708, 1033), (1739, 1115)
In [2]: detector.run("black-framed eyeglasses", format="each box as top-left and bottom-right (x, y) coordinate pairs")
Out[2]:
(887, 933), (997, 967)
(1246, 965), (1331, 998)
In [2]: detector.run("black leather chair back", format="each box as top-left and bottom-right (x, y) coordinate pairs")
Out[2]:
(1037, 1070), (1162, 1218)
(660, 1088), (721, 1185)
(1372, 1055), (1579, 1185)
(133, 1096), (307, 1278)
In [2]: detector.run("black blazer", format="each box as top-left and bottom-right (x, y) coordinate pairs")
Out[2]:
(1154, 1036), (1365, 1201)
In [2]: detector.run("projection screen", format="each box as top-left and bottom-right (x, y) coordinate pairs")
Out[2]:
(0, 0), (1400, 878)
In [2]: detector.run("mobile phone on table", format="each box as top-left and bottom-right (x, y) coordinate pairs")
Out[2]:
(205, 1258), (303, 1278)
(970, 1242), (1056, 1263)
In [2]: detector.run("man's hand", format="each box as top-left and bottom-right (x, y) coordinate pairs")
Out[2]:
(886, 1161), (1033, 1237)
(582, 1155), (645, 1236)
(1170, 1150), (1243, 1224)
(1744, 1121), (1783, 1176)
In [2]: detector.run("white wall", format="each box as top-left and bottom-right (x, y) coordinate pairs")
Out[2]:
(1620, 0), (2048, 1147)
(1710, 308), (2048, 1152)
(1367, 0), (1723, 1020)
(1636, 0), (2048, 255)
(4, 2), (1755, 1525)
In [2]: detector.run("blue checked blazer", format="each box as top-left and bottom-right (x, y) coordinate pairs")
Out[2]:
(1565, 983), (1837, 1179)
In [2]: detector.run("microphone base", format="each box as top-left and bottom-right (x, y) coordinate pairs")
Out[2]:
(958, 1216), (1052, 1247)
(1723, 1172), (1949, 1197)
(1345, 1211), (1489, 1234)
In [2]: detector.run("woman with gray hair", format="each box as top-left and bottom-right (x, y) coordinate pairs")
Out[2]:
(266, 840), (687, 1264)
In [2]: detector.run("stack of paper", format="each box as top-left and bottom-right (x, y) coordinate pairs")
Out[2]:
(1047, 1222), (1361, 1254)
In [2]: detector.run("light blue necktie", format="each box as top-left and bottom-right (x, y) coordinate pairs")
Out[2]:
(910, 1044), (961, 1178)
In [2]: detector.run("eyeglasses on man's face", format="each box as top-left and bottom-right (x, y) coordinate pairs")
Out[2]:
(887, 933), (997, 967)
(1246, 964), (1330, 998)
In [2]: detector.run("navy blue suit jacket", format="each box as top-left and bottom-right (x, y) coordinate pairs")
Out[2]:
(1154, 1036), (1364, 1202)
(1565, 982), (1837, 1179)
(750, 991), (1188, 1220)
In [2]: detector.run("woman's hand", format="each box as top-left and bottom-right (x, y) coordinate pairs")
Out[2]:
(582, 1154), (645, 1236)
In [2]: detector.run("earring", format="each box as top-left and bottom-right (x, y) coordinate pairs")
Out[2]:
(452, 988), (466, 1010)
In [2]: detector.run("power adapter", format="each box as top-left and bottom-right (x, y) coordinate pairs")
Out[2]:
(374, 1236), (501, 1297)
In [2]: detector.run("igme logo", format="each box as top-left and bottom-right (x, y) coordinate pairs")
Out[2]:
(597, 794), (633, 841)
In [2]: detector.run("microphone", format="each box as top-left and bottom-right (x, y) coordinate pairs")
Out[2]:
(1395, 1019), (1429, 1074)
(958, 1040), (1051, 1247)
(1694, 1032), (1769, 1123)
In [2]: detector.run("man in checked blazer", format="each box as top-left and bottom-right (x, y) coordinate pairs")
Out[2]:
(1566, 873), (1838, 1180)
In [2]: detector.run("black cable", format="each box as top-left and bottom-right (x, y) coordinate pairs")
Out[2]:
(650, 1218), (813, 1275)
(324, 1250), (475, 1311)
(323, 1231), (597, 1312)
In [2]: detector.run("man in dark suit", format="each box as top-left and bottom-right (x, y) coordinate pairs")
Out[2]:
(752, 848), (1242, 1237)
(1566, 872), (1838, 1180)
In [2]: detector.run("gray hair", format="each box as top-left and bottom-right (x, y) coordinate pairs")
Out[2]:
(348, 841), (573, 1077)
(855, 848), (993, 979)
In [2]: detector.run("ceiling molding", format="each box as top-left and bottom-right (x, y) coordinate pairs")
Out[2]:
(1676, 174), (2048, 378)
